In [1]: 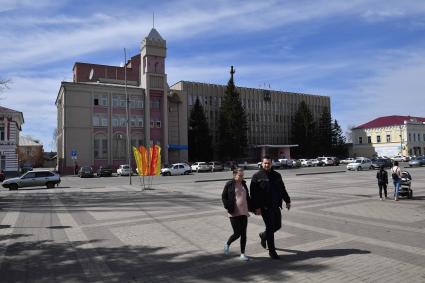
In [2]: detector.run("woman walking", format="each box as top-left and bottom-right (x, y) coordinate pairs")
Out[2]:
(221, 168), (251, 261)
(376, 165), (388, 200)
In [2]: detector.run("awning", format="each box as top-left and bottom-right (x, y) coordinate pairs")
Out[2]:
(168, 144), (189, 150)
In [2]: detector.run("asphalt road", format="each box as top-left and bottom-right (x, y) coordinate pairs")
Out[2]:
(1, 165), (424, 282)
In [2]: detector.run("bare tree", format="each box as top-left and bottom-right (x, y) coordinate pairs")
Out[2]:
(0, 78), (11, 93)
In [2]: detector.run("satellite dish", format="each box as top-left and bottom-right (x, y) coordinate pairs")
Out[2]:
(89, 68), (94, 80)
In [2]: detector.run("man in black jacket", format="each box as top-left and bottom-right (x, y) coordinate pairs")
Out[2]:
(250, 156), (291, 259)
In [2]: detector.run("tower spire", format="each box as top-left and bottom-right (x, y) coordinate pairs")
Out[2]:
(152, 12), (155, 28)
(230, 65), (235, 81)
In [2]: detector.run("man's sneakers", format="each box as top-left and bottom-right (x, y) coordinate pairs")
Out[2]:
(269, 251), (280, 260)
(224, 243), (229, 255)
(259, 232), (267, 249)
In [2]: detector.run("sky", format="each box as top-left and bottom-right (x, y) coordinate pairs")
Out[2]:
(1, 0), (425, 151)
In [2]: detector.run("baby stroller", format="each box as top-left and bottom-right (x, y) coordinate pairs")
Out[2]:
(399, 171), (413, 199)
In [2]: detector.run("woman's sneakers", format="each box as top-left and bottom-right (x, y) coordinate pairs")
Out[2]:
(224, 244), (230, 255)
(239, 254), (249, 261)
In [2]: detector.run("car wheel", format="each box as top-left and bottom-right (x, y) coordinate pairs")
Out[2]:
(9, 183), (18, 191)
(166, 172), (171, 176)
(46, 182), (54, 189)
(357, 166), (362, 171)
(408, 191), (413, 199)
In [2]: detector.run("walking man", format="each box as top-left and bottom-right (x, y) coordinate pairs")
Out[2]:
(250, 156), (291, 259)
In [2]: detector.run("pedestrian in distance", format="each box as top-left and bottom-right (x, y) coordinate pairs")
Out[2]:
(376, 165), (388, 200)
(391, 161), (402, 201)
(250, 156), (291, 260)
(221, 168), (251, 261)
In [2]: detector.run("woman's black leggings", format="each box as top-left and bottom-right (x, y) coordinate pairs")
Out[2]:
(227, 215), (248, 253)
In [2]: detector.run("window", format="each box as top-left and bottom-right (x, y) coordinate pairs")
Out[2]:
(120, 97), (126, 108)
(418, 133), (421, 142)
(94, 135), (108, 159)
(151, 99), (160, 109)
(376, 135), (381, 143)
(94, 97), (99, 106)
(150, 121), (155, 128)
(413, 133), (416, 142)
(409, 133), (411, 141)
(386, 134), (391, 142)
(92, 115), (100, 126)
(130, 117), (136, 127)
(359, 137), (363, 144)
(112, 116), (119, 127)
(120, 117), (126, 127)
(367, 136), (371, 143)
(0, 126), (4, 141)
(156, 121), (161, 128)
(137, 117), (144, 127)
(113, 133), (126, 159)
(112, 96), (119, 107)
(100, 95), (108, 106)
(101, 116), (108, 127)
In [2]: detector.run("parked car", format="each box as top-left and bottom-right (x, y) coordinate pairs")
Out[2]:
(117, 164), (132, 176)
(257, 159), (281, 169)
(97, 166), (113, 177)
(191, 162), (211, 172)
(208, 161), (224, 172)
(317, 157), (334, 166)
(78, 166), (94, 178)
(309, 159), (320, 166)
(331, 157), (340, 166)
(340, 158), (355, 164)
(371, 158), (393, 169)
(347, 159), (372, 171)
(299, 159), (313, 167)
(223, 161), (239, 171)
(408, 156), (425, 167)
(160, 163), (192, 176)
(2, 170), (61, 190)
(391, 155), (409, 162)
(278, 159), (291, 168)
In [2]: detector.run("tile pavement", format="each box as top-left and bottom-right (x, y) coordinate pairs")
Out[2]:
(0, 166), (424, 282)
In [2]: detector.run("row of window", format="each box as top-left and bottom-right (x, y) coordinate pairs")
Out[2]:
(93, 94), (160, 109)
(93, 135), (160, 159)
(92, 115), (161, 128)
(359, 133), (425, 144)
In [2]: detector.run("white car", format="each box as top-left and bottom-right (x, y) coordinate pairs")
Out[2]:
(117, 164), (132, 176)
(161, 163), (192, 176)
(299, 159), (313, 167)
(391, 155), (409, 162)
(257, 160), (281, 169)
(340, 158), (355, 164)
(309, 159), (320, 166)
(347, 159), (372, 171)
(191, 162), (211, 172)
(317, 157), (334, 166)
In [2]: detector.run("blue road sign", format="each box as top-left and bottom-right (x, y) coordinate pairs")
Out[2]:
(71, 149), (77, 157)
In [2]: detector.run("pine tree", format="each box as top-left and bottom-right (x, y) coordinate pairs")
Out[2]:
(331, 119), (347, 156)
(188, 97), (213, 161)
(291, 101), (316, 158)
(218, 66), (248, 160)
(316, 107), (332, 156)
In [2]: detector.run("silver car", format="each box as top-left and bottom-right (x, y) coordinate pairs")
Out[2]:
(2, 170), (61, 190)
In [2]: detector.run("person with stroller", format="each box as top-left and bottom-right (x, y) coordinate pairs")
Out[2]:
(391, 161), (402, 201)
(376, 165), (388, 200)
(221, 168), (251, 261)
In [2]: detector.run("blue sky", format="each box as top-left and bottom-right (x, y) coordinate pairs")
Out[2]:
(1, 0), (425, 151)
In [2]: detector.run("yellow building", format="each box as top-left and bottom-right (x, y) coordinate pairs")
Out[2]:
(352, 115), (425, 158)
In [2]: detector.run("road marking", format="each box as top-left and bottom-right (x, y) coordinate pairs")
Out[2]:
(0, 195), (23, 270)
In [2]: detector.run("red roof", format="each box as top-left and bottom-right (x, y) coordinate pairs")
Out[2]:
(355, 115), (425, 129)
(0, 105), (22, 114)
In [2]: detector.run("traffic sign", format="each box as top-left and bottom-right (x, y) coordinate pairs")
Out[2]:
(71, 149), (78, 158)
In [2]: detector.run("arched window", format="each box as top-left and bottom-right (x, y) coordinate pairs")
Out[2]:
(94, 133), (108, 159)
(113, 132), (126, 159)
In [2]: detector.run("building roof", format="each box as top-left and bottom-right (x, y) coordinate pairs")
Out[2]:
(355, 115), (425, 129)
(19, 135), (43, 146)
(0, 105), (24, 128)
(147, 28), (164, 42)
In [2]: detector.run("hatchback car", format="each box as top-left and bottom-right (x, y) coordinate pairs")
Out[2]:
(347, 159), (372, 171)
(2, 170), (61, 190)
(97, 166), (113, 177)
(161, 163), (192, 176)
(117, 164), (132, 176)
(191, 162), (211, 172)
(78, 166), (94, 178)
(408, 156), (425, 167)
(299, 159), (313, 167)
(371, 158), (393, 169)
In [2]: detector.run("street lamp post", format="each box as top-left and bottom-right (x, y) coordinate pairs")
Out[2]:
(399, 125), (403, 156)
(124, 48), (132, 185)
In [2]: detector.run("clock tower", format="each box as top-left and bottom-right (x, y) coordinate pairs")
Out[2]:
(140, 28), (168, 163)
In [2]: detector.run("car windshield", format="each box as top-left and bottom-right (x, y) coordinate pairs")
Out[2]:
(355, 160), (362, 163)
(122, 165), (129, 169)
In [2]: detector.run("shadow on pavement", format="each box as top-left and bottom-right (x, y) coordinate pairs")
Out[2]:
(0, 238), (371, 282)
